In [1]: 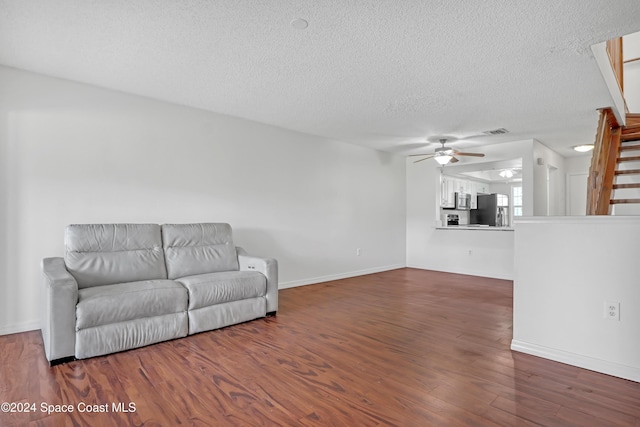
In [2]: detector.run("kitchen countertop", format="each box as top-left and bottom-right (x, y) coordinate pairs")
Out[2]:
(435, 225), (514, 231)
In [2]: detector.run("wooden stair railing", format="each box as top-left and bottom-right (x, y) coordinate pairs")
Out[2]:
(587, 108), (620, 214)
(587, 112), (640, 214)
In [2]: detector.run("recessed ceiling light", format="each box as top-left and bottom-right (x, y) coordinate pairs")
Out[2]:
(573, 144), (594, 152)
(290, 18), (308, 30)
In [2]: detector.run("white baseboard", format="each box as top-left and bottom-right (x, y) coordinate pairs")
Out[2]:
(279, 264), (406, 289)
(511, 339), (640, 383)
(0, 319), (40, 336)
(406, 263), (513, 281)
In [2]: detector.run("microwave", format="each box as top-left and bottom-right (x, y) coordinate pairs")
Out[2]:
(457, 193), (471, 210)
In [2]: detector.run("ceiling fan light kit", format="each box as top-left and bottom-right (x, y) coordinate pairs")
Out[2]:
(435, 152), (453, 165)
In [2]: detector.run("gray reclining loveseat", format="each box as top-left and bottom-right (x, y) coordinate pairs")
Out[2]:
(41, 223), (278, 365)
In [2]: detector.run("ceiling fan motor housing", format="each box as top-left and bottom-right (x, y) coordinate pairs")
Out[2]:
(435, 146), (453, 155)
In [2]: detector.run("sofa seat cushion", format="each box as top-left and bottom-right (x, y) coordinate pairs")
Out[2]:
(76, 280), (187, 330)
(176, 271), (266, 310)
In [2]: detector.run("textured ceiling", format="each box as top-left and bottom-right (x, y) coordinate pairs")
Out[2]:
(1, 0), (640, 157)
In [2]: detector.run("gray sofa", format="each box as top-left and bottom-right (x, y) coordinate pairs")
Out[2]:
(41, 223), (278, 365)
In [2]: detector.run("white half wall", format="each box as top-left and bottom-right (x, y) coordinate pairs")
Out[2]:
(0, 66), (407, 335)
(512, 216), (640, 382)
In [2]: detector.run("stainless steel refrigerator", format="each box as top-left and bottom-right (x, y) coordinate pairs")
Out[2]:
(470, 194), (509, 227)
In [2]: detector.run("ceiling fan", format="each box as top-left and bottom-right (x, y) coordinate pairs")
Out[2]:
(410, 138), (485, 165)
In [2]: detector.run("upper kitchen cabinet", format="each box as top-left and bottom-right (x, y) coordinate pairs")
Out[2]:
(440, 173), (492, 210)
(440, 175), (457, 208)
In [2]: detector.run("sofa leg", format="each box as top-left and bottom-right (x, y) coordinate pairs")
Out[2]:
(266, 311), (277, 317)
(49, 356), (76, 367)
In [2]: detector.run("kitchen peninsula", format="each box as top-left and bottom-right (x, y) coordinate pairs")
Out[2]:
(435, 225), (514, 231)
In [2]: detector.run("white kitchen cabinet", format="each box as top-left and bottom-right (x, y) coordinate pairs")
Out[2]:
(441, 174), (493, 210)
(469, 181), (478, 209)
(464, 180), (472, 195)
(441, 175), (456, 208)
(461, 180), (468, 195)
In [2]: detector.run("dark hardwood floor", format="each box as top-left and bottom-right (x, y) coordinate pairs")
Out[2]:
(2, 268), (640, 426)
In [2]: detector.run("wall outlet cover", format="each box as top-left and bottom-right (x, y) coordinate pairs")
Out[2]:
(604, 301), (620, 321)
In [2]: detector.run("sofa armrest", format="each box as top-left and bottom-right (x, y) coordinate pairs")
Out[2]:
(41, 257), (78, 363)
(236, 247), (278, 314)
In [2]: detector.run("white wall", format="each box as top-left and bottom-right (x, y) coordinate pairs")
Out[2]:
(512, 216), (640, 382)
(532, 140), (566, 216)
(565, 155), (591, 216)
(0, 98), (8, 334)
(488, 182), (512, 195)
(0, 66), (407, 335)
(625, 60), (640, 113)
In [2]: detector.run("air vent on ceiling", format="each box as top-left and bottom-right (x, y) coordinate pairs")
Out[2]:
(483, 128), (509, 135)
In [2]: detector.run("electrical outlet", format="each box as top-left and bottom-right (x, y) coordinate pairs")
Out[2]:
(604, 301), (620, 321)
(356, 248), (361, 256)
(468, 249), (472, 255)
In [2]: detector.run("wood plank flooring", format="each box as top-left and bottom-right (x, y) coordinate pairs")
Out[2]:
(2, 268), (640, 426)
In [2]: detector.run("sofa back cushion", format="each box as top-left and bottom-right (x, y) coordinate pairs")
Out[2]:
(65, 224), (167, 289)
(162, 223), (239, 279)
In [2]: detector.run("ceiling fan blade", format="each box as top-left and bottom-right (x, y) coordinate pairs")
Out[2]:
(453, 151), (485, 157)
(413, 156), (434, 163)
(449, 157), (459, 163)
(408, 153), (435, 157)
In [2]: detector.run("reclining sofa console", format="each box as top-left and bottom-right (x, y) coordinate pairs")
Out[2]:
(41, 223), (278, 365)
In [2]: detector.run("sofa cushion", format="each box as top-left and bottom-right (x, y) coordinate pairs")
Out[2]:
(188, 298), (266, 335)
(75, 312), (188, 360)
(176, 271), (266, 310)
(76, 279), (187, 330)
(65, 224), (167, 289)
(162, 223), (239, 279)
